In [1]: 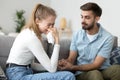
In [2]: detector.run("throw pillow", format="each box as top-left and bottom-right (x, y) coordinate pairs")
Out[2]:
(110, 47), (120, 65)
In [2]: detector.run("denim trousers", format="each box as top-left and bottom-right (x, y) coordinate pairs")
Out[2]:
(6, 66), (75, 80)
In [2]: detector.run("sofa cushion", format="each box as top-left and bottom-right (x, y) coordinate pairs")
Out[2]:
(0, 35), (15, 70)
(112, 36), (118, 50)
(110, 47), (120, 65)
(47, 37), (71, 60)
(59, 37), (71, 59)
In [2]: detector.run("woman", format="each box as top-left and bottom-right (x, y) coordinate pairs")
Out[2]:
(6, 3), (75, 80)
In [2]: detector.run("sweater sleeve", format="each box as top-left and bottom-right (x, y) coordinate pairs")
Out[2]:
(28, 36), (60, 73)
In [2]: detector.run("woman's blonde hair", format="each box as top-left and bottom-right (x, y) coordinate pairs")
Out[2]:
(23, 3), (56, 40)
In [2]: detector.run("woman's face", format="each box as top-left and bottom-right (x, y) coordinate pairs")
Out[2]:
(36, 16), (56, 34)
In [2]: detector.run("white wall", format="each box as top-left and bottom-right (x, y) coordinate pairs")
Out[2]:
(0, 0), (50, 34)
(51, 0), (120, 45)
(0, 0), (120, 45)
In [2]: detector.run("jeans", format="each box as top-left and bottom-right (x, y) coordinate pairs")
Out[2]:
(6, 66), (75, 80)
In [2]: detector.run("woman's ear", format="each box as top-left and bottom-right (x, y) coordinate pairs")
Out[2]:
(35, 18), (40, 24)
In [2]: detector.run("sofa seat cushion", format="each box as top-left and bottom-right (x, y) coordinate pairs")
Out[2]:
(110, 47), (120, 65)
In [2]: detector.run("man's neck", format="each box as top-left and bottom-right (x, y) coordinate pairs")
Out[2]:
(86, 24), (99, 35)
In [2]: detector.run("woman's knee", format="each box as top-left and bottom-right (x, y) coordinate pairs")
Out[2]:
(58, 71), (75, 80)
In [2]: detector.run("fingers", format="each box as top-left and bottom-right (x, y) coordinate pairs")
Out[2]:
(59, 66), (66, 70)
(58, 59), (68, 70)
(48, 27), (57, 33)
(58, 59), (66, 65)
(48, 27), (58, 36)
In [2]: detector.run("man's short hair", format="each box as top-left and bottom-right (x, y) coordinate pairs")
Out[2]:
(80, 2), (102, 17)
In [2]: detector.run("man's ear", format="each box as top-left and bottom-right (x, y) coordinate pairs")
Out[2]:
(35, 18), (40, 24)
(95, 16), (100, 22)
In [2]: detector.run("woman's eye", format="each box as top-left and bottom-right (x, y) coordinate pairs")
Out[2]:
(47, 23), (54, 28)
(47, 24), (51, 27)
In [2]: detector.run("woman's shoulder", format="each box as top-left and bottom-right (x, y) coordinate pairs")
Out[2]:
(19, 29), (35, 37)
(20, 28), (33, 34)
(16, 29), (37, 42)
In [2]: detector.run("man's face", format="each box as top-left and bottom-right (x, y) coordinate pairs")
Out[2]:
(81, 10), (96, 30)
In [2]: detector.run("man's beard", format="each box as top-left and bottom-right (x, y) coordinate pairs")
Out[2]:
(82, 22), (94, 30)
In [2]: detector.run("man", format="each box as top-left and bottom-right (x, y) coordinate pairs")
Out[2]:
(58, 2), (120, 80)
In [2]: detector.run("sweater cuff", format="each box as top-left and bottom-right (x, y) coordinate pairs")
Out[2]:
(54, 44), (60, 48)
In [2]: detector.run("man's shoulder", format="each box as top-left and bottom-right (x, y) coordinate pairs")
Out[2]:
(100, 27), (113, 37)
(73, 29), (83, 36)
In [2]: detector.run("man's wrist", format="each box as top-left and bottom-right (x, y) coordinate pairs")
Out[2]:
(70, 65), (80, 71)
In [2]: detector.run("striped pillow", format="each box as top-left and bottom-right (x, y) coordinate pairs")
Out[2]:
(110, 47), (120, 65)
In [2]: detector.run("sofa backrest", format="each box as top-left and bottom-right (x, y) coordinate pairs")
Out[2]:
(113, 36), (118, 50)
(47, 37), (72, 60)
(0, 35), (15, 70)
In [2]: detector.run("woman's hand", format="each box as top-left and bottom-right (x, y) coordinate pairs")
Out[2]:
(58, 59), (73, 71)
(48, 27), (59, 44)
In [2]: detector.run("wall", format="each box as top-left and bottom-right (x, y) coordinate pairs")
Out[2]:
(0, 0), (50, 34)
(0, 0), (120, 45)
(51, 0), (120, 45)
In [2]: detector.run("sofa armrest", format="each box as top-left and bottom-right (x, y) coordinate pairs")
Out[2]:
(112, 36), (118, 50)
(0, 66), (7, 80)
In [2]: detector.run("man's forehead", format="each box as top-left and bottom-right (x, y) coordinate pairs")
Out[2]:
(81, 10), (94, 16)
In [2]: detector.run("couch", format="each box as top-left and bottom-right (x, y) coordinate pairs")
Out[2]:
(0, 35), (118, 80)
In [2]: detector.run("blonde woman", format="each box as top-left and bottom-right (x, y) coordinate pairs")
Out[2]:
(6, 3), (75, 80)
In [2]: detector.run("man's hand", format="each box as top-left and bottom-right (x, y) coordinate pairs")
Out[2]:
(58, 59), (73, 71)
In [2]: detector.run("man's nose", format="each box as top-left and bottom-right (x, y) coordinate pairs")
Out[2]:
(81, 18), (85, 22)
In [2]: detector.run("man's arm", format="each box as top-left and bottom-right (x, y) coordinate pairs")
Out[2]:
(58, 50), (77, 69)
(59, 55), (106, 71)
(67, 51), (77, 64)
(70, 55), (106, 71)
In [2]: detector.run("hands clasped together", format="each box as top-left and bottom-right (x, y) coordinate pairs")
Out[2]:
(58, 59), (73, 71)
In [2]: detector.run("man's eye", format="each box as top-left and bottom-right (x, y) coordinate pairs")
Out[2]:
(86, 16), (90, 19)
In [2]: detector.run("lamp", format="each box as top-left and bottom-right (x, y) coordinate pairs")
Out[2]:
(60, 17), (66, 30)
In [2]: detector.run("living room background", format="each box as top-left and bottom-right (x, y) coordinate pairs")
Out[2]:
(0, 0), (120, 45)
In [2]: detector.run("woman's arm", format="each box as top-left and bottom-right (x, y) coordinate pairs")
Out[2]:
(28, 35), (60, 73)
(31, 61), (46, 71)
